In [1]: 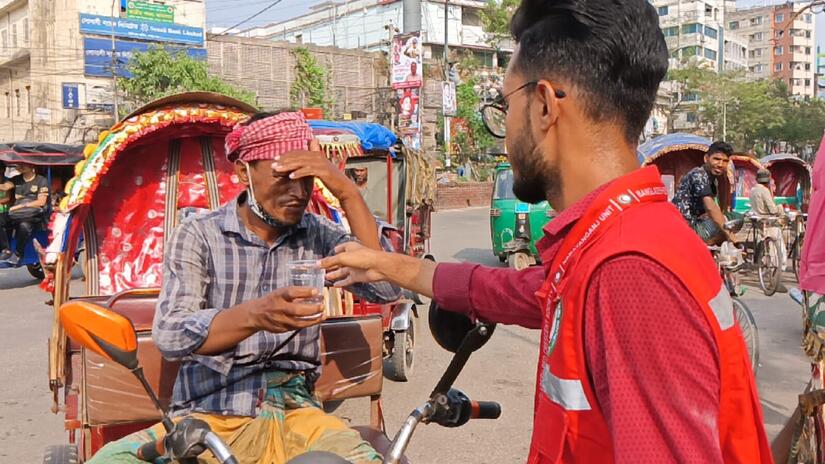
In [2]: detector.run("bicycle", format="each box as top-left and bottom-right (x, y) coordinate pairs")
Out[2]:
(785, 211), (807, 283)
(742, 213), (785, 296)
(709, 231), (760, 375)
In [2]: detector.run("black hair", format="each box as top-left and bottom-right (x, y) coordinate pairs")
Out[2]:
(242, 109), (299, 126)
(707, 141), (734, 157)
(509, 0), (669, 143)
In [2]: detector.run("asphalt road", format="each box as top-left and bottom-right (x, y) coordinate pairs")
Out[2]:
(0, 207), (811, 463)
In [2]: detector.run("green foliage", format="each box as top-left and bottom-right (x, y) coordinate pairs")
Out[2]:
(289, 47), (334, 115)
(452, 77), (495, 159)
(480, 0), (520, 43)
(118, 48), (256, 114)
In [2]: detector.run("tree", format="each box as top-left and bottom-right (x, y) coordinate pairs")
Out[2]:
(451, 77), (495, 160)
(664, 60), (717, 134)
(480, 0), (520, 44)
(118, 48), (256, 115)
(289, 47), (334, 116)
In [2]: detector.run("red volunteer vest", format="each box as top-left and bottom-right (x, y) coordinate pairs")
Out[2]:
(528, 167), (771, 463)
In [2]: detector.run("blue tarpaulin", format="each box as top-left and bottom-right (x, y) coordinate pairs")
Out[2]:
(308, 120), (397, 151)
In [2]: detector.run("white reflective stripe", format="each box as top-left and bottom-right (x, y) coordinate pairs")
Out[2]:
(708, 285), (735, 330)
(541, 364), (592, 411)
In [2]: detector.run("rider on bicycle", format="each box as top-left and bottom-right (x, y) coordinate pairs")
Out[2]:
(750, 168), (787, 271)
(672, 141), (735, 245)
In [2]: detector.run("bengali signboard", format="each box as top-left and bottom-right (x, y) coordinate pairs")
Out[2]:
(83, 37), (206, 77)
(391, 32), (422, 90)
(126, 1), (175, 23)
(79, 13), (203, 45)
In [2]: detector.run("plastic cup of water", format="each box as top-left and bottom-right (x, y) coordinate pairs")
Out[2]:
(287, 260), (325, 307)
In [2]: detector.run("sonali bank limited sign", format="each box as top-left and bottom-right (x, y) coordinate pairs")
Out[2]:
(79, 13), (203, 46)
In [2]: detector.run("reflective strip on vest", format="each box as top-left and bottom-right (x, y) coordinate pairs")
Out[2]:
(541, 364), (592, 411)
(708, 285), (735, 330)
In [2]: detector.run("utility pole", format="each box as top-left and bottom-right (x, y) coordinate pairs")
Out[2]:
(443, 0), (451, 168)
(110, 0), (119, 120)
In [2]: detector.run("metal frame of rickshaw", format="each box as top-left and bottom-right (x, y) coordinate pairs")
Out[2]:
(760, 153), (813, 213)
(43, 93), (409, 462)
(730, 154), (765, 215)
(0, 143), (84, 279)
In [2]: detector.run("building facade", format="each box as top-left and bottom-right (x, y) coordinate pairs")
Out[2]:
(727, 2), (816, 98)
(0, 0), (205, 144)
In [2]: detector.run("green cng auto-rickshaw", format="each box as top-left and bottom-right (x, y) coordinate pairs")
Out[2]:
(490, 162), (554, 269)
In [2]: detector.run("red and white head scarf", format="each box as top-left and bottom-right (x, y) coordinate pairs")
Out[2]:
(225, 111), (313, 163)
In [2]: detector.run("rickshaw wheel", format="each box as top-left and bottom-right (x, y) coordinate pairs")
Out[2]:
(43, 444), (78, 464)
(27, 263), (45, 280)
(385, 314), (415, 382)
(757, 238), (781, 296)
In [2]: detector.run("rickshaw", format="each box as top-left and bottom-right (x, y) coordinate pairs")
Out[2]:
(307, 119), (435, 381)
(730, 154), (765, 215)
(489, 162), (553, 270)
(760, 153), (812, 212)
(0, 143), (84, 279)
(761, 153), (813, 281)
(40, 92), (429, 462)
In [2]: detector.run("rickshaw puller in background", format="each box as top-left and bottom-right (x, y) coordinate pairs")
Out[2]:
(750, 168), (787, 272)
(321, 0), (772, 462)
(1, 163), (49, 265)
(88, 111), (400, 464)
(672, 141), (736, 245)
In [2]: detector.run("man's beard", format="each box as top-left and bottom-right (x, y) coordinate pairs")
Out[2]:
(510, 116), (560, 204)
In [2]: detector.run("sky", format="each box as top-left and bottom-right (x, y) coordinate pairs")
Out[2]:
(204, 0), (825, 52)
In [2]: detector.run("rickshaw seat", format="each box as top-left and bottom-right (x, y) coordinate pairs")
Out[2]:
(72, 290), (385, 428)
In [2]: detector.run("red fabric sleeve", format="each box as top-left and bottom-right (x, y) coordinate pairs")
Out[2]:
(584, 254), (723, 464)
(432, 262), (544, 329)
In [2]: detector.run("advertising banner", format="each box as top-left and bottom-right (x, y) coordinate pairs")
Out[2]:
(79, 13), (203, 45)
(126, 1), (175, 23)
(83, 37), (206, 77)
(391, 32), (422, 90)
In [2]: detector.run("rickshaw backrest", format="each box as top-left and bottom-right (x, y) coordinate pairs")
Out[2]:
(71, 291), (383, 426)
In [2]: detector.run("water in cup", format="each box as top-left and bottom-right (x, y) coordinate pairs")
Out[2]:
(288, 260), (325, 305)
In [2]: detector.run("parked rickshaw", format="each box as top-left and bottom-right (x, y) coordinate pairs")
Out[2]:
(308, 119), (435, 380)
(489, 162), (553, 270)
(0, 142), (84, 278)
(730, 154), (765, 214)
(760, 153), (812, 212)
(41, 92), (428, 462)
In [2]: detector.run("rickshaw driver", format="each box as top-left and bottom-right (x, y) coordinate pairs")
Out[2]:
(88, 111), (400, 464)
(321, 0), (772, 462)
(672, 141), (736, 245)
(750, 168), (788, 272)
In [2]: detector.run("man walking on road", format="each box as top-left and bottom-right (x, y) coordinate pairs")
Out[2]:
(321, 0), (772, 462)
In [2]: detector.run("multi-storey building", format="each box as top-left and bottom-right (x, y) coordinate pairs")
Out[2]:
(0, 0), (205, 144)
(727, 2), (816, 98)
(241, 0), (509, 69)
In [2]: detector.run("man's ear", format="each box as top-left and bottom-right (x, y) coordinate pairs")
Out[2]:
(234, 160), (250, 185)
(534, 80), (562, 133)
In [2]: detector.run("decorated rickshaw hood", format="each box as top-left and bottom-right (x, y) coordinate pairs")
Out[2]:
(637, 133), (712, 165)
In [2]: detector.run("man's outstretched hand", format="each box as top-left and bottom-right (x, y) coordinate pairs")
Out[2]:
(320, 242), (388, 287)
(320, 242), (438, 299)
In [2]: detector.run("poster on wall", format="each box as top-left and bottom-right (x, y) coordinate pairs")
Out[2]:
(396, 87), (421, 151)
(391, 32), (422, 90)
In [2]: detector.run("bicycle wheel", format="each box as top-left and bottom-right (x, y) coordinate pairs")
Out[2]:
(758, 237), (782, 296)
(793, 232), (804, 283)
(733, 297), (760, 375)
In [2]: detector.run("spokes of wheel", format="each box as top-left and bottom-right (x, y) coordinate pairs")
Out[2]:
(732, 298), (760, 375)
(758, 238), (782, 296)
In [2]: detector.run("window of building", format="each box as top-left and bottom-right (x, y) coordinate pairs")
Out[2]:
(704, 47), (717, 60)
(776, 30), (784, 38)
(807, 30), (812, 38)
(705, 26), (718, 39)
(658, 5), (668, 16)
(749, 48), (763, 58)
(750, 32), (764, 41)
(776, 63), (783, 71)
(14, 89), (19, 116)
(750, 16), (763, 26)
(806, 63), (811, 71)
(682, 23), (701, 34)
(11, 24), (16, 48)
(806, 79), (812, 87)
(806, 47), (812, 55)
(776, 13), (784, 23)
(25, 85), (29, 114)
(663, 26), (679, 37)
(806, 14), (813, 23)
(775, 46), (783, 55)
(4, 92), (8, 117)
(682, 46), (701, 57)
(21, 18), (27, 44)
(461, 7), (481, 27)
(687, 112), (698, 123)
(1, 29), (7, 50)
(684, 92), (700, 102)
(729, 20), (739, 30)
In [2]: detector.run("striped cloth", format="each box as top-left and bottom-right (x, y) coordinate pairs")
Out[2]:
(152, 192), (400, 417)
(225, 112), (313, 163)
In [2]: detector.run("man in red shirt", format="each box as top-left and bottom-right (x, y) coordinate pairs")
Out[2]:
(321, 0), (771, 462)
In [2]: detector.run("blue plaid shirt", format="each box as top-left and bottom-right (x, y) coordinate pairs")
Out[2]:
(153, 193), (400, 417)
